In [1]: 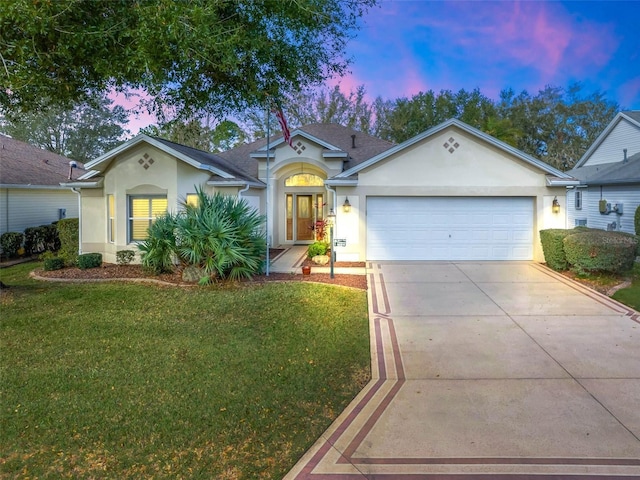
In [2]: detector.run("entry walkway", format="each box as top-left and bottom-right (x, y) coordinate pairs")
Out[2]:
(285, 261), (640, 479)
(269, 246), (366, 275)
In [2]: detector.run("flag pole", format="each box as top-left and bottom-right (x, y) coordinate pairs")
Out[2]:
(265, 97), (270, 276)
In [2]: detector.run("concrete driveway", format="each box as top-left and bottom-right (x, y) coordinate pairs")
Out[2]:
(286, 262), (640, 479)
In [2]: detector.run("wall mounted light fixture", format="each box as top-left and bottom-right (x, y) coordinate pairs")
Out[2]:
(343, 197), (351, 213)
(552, 197), (560, 214)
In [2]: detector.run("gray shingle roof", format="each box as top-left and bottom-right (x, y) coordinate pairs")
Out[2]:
(568, 152), (640, 185)
(623, 110), (640, 123)
(0, 134), (86, 186)
(218, 123), (395, 177)
(151, 136), (261, 184)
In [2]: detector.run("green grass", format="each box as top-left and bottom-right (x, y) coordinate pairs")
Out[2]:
(612, 263), (640, 310)
(0, 263), (370, 479)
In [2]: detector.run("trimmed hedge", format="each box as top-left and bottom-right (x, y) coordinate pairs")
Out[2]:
(56, 218), (79, 266)
(77, 253), (103, 270)
(539, 229), (573, 271)
(563, 231), (638, 274)
(635, 205), (640, 236)
(43, 257), (65, 271)
(0, 232), (24, 258)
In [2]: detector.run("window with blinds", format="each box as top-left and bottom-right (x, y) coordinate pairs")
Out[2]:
(128, 196), (168, 242)
(107, 195), (115, 243)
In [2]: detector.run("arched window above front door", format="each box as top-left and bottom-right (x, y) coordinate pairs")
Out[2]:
(284, 173), (324, 187)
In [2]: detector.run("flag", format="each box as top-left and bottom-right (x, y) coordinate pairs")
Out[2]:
(273, 102), (293, 148)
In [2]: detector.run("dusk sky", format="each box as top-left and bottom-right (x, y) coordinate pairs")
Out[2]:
(124, 0), (640, 133)
(333, 0), (640, 108)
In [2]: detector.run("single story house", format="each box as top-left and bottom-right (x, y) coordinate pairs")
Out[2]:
(566, 110), (640, 234)
(67, 119), (576, 264)
(1, 134), (84, 235)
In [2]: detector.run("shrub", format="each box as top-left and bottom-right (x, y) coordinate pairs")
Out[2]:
(43, 257), (65, 271)
(24, 226), (47, 255)
(563, 230), (638, 274)
(56, 218), (79, 266)
(635, 205), (640, 236)
(139, 189), (266, 280)
(43, 223), (61, 252)
(138, 213), (178, 274)
(539, 229), (573, 271)
(173, 190), (266, 281)
(77, 253), (103, 270)
(0, 232), (24, 258)
(116, 250), (136, 265)
(308, 241), (329, 258)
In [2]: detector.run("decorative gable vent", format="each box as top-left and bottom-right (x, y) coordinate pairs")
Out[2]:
(138, 153), (155, 170)
(294, 140), (306, 155)
(443, 137), (460, 154)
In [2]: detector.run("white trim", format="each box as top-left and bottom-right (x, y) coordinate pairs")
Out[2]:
(254, 129), (344, 152)
(83, 134), (235, 180)
(324, 178), (358, 186)
(206, 180), (265, 188)
(60, 179), (103, 188)
(0, 184), (77, 190)
(335, 119), (572, 180)
(573, 112), (640, 168)
(322, 151), (348, 158)
(546, 176), (580, 187)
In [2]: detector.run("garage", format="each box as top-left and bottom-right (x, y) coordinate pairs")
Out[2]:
(366, 197), (534, 261)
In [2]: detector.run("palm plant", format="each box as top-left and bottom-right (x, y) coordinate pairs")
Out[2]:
(175, 189), (266, 282)
(138, 213), (178, 274)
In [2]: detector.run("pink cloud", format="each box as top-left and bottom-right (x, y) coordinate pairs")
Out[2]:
(409, 1), (618, 79)
(108, 88), (158, 135)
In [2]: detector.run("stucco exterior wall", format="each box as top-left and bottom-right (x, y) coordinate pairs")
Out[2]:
(333, 127), (567, 262)
(80, 143), (245, 263)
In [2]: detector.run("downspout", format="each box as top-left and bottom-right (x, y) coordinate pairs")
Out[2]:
(237, 183), (250, 198)
(70, 188), (82, 255)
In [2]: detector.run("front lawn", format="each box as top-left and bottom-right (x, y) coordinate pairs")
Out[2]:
(612, 263), (640, 310)
(0, 263), (370, 479)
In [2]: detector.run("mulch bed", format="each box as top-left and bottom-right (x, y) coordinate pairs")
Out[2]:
(35, 263), (368, 290)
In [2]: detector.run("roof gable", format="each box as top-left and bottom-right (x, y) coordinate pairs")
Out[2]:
(574, 111), (640, 168)
(80, 134), (261, 185)
(218, 123), (394, 178)
(334, 119), (572, 180)
(0, 134), (86, 187)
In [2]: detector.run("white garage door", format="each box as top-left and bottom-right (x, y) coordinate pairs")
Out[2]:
(367, 197), (533, 261)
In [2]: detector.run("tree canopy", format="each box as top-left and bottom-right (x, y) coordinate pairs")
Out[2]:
(0, 94), (128, 162)
(0, 0), (376, 117)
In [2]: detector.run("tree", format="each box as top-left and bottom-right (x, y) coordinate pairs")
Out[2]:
(498, 84), (618, 170)
(140, 118), (248, 152)
(1, 0), (377, 118)
(0, 95), (128, 162)
(376, 88), (497, 143)
(241, 85), (376, 139)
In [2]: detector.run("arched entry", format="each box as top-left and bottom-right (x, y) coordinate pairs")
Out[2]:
(284, 173), (326, 243)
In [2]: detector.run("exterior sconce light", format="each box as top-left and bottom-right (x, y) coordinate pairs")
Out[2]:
(343, 197), (351, 213)
(552, 197), (560, 214)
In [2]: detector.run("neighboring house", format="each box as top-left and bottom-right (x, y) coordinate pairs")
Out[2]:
(67, 119), (575, 264)
(566, 111), (640, 234)
(0, 134), (85, 236)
